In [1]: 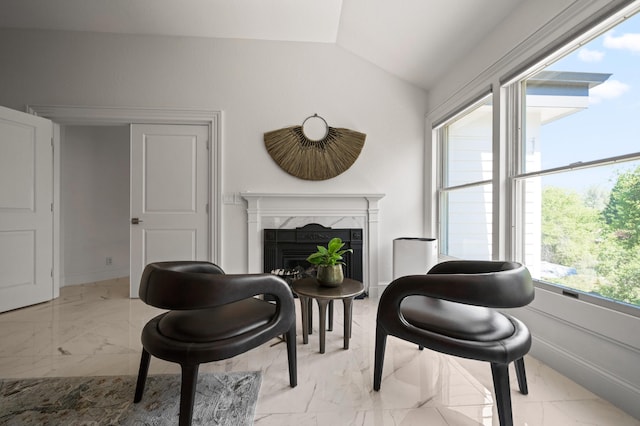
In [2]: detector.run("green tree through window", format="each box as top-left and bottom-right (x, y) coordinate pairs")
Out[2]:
(603, 167), (640, 248)
(540, 166), (640, 306)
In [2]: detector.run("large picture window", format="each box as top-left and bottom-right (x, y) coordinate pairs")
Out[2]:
(514, 11), (640, 310)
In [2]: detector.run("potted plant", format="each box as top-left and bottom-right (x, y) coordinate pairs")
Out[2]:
(306, 237), (353, 287)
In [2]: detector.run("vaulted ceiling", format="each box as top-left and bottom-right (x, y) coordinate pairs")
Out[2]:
(0, 0), (527, 90)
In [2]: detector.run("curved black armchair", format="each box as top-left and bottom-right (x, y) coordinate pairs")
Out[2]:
(133, 261), (297, 426)
(374, 260), (534, 426)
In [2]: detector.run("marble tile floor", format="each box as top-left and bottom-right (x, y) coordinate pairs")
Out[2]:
(1, 278), (638, 426)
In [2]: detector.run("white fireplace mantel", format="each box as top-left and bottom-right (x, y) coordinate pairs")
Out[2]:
(240, 192), (384, 293)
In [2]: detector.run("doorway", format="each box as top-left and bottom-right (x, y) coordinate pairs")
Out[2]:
(27, 105), (222, 298)
(61, 125), (130, 286)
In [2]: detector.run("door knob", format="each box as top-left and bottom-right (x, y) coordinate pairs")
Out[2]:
(131, 218), (143, 225)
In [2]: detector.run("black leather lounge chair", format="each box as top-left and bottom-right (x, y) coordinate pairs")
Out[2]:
(373, 260), (534, 426)
(133, 261), (297, 426)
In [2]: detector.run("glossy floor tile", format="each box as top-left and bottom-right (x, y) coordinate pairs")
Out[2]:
(1, 278), (638, 425)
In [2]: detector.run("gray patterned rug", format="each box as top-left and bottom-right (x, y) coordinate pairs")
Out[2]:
(0, 372), (261, 425)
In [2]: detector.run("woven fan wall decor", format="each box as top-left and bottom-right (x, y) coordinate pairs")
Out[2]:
(264, 114), (366, 181)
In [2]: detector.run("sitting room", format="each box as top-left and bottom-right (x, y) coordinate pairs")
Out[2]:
(1, 0), (639, 424)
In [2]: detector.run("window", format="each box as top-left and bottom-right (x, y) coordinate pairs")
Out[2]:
(437, 96), (493, 260)
(514, 11), (640, 310)
(434, 5), (640, 314)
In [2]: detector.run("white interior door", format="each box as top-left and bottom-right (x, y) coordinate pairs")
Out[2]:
(130, 124), (209, 297)
(0, 106), (53, 313)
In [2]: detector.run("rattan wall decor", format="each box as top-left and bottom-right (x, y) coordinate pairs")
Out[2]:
(264, 114), (366, 181)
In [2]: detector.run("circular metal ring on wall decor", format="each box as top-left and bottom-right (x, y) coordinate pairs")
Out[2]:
(264, 114), (366, 181)
(301, 114), (329, 141)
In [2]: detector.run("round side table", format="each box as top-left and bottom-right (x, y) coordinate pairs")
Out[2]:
(291, 277), (364, 353)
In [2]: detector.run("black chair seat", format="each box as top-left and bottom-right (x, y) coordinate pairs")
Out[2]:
(159, 298), (276, 342)
(401, 296), (514, 342)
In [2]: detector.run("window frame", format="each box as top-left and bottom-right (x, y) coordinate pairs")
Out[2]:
(436, 94), (494, 260)
(509, 75), (640, 317)
(432, 2), (640, 318)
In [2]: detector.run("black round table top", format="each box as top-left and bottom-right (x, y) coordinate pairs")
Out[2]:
(291, 277), (364, 300)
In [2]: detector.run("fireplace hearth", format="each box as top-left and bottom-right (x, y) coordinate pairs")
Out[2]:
(263, 223), (363, 284)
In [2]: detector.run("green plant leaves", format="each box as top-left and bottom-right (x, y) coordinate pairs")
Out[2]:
(306, 237), (353, 266)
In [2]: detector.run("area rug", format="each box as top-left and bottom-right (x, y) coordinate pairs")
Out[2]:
(0, 372), (261, 425)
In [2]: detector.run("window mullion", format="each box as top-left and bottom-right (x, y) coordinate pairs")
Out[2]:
(506, 81), (525, 262)
(492, 84), (506, 260)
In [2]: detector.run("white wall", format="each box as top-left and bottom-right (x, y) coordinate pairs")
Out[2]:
(61, 125), (130, 285)
(425, 0), (640, 419)
(0, 28), (428, 285)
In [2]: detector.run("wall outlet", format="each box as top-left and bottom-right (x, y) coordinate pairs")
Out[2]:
(106, 257), (113, 266)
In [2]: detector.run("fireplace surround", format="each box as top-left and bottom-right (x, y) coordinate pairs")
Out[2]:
(241, 192), (384, 294)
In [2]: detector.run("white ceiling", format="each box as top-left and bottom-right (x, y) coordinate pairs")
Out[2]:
(0, 0), (527, 90)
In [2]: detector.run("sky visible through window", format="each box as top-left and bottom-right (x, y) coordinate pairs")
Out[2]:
(539, 12), (640, 192)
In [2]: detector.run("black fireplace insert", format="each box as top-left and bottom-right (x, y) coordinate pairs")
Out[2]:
(263, 223), (363, 284)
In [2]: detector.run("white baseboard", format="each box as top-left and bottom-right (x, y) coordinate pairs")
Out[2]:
(531, 332), (640, 420)
(368, 282), (388, 299)
(62, 268), (129, 287)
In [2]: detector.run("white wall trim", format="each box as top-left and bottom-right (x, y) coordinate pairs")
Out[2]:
(26, 104), (219, 126)
(64, 268), (129, 287)
(26, 105), (222, 288)
(51, 123), (61, 299)
(525, 291), (640, 349)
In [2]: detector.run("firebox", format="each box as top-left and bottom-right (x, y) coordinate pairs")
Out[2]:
(263, 223), (363, 283)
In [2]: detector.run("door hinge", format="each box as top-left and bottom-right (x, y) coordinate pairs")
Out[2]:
(206, 203), (209, 213)
(51, 268), (54, 278)
(51, 203), (54, 212)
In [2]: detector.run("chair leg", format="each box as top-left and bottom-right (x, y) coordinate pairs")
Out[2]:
(133, 349), (151, 403)
(514, 357), (528, 395)
(373, 325), (387, 391)
(491, 362), (514, 426)
(286, 325), (298, 387)
(179, 364), (200, 426)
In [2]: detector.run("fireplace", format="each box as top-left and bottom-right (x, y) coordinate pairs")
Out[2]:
(263, 223), (363, 283)
(241, 192), (385, 294)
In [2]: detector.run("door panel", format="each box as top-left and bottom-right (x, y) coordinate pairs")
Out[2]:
(144, 229), (197, 262)
(0, 231), (35, 288)
(144, 135), (198, 212)
(130, 124), (209, 297)
(0, 106), (53, 312)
